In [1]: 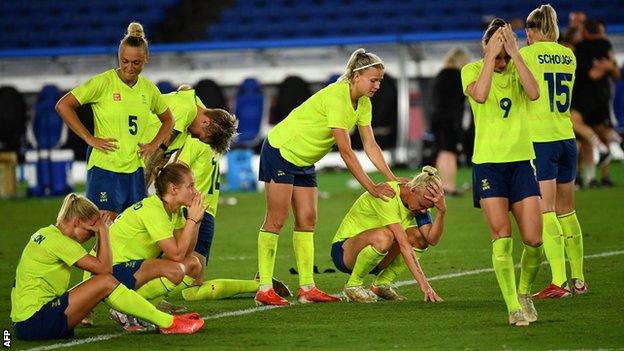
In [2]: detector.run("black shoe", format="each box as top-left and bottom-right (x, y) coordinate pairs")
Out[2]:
(600, 177), (615, 187)
(587, 179), (600, 188)
(574, 176), (584, 189)
(597, 150), (612, 167)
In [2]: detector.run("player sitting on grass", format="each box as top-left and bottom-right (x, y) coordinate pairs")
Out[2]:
(10, 193), (203, 340)
(105, 163), (206, 331)
(331, 166), (445, 303)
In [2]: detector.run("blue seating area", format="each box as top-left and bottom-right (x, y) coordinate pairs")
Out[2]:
(206, 0), (624, 41)
(0, 0), (178, 49)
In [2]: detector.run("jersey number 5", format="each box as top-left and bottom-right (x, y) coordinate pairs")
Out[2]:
(544, 72), (573, 113)
(128, 115), (138, 135)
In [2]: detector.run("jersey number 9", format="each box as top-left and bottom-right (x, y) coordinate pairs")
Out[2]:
(544, 72), (573, 113)
(500, 98), (512, 118)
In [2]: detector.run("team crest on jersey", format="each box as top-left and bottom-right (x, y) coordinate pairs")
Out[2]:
(481, 179), (490, 191)
(99, 191), (108, 203)
(113, 93), (121, 101)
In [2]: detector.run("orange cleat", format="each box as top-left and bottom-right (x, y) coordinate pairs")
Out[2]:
(297, 287), (341, 303)
(532, 283), (572, 299)
(255, 288), (290, 306)
(159, 315), (204, 335)
(177, 312), (201, 320)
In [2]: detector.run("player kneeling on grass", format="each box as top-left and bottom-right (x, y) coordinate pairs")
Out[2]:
(10, 193), (203, 341)
(331, 166), (445, 303)
(105, 163), (207, 330)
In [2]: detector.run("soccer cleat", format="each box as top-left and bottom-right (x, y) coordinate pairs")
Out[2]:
(108, 309), (155, 332)
(176, 312), (201, 320)
(531, 283), (572, 299)
(297, 287), (341, 304)
(370, 284), (407, 301)
(255, 288), (290, 306)
(343, 285), (377, 303)
(517, 294), (538, 322)
(253, 272), (293, 297)
(159, 315), (204, 335)
(156, 299), (188, 314)
(80, 311), (94, 327)
(508, 310), (530, 327)
(572, 279), (588, 295)
(600, 177), (615, 187)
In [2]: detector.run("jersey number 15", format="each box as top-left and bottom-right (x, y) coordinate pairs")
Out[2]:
(544, 72), (573, 113)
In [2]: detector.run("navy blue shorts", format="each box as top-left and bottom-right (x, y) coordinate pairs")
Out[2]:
(112, 260), (144, 290)
(472, 161), (540, 209)
(533, 139), (577, 183)
(183, 208), (215, 260)
(331, 240), (382, 275)
(14, 292), (72, 341)
(258, 139), (317, 187)
(86, 166), (146, 213)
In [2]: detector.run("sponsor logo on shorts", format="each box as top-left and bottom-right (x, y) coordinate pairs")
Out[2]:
(125, 261), (137, 268)
(481, 179), (490, 191)
(277, 170), (285, 177)
(51, 298), (61, 307)
(100, 191), (108, 203)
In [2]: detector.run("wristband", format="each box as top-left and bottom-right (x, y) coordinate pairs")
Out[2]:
(159, 143), (168, 151)
(188, 217), (199, 224)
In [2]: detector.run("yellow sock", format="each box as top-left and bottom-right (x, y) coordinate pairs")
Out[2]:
(293, 231), (315, 286)
(518, 243), (543, 295)
(374, 249), (424, 286)
(258, 230), (279, 286)
(541, 212), (567, 286)
(105, 284), (173, 328)
(346, 245), (386, 287)
(492, 237), (521, 313)
(559, 211), (585, 281)
(136, 275), (195, 301)
(182, 279), (259, 300)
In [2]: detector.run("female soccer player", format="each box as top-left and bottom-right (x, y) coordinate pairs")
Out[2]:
(331, 166), (445, 303)
(255, 48), (398, 306)
(461, 19), (543, 326)
(520, 4), (585, 298)
(142, 85), (238, 187)
(10, 193), (203, 340)
(56, 22), (174, 222)
(106, 163), (206, 312)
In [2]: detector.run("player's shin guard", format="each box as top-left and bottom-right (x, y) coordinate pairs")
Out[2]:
(182, 279), (259, 300)
(559, 211), (585, 281)
(492, 237), (521, 313)
(106, 284), (173, 328)
(258, 230), (279, 287)
(373, 248), (423, 286)
(541, 212), (567, 286)
(347, 245), (386, 287)
(293, 231), (315, 287)
(518, 243), (543, 295)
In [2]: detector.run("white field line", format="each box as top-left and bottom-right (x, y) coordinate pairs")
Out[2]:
(23, 250), (624, 351)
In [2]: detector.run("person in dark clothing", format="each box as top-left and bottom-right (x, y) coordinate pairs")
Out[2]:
(571, 19), (621, 187)
(430, 48), (471, 195)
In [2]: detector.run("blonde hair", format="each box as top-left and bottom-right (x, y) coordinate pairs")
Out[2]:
(119, 22), (149, 54)
(56, 193), (99, 226)
(202, 108), (239, 154)
(526, 4), (560, 42)
(406, 166), (442, 190)
(337, 48), (384, 83)
(443, 47), (471, 69)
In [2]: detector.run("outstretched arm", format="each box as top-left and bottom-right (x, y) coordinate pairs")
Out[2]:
(359, 125), (397, 182)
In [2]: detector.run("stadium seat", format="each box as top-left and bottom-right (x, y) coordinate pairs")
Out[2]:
(233, 78), (265, 148)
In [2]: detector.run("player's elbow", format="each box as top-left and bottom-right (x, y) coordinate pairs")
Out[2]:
(92, 264), (112, 275)
(528, 91), (540, 101)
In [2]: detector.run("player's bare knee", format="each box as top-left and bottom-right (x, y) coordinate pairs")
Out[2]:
(371, 229), (394, 253)
(99, 273), (120, 292)
(523, 237), (543, 247)
(184, 255), (202, 278)
(164, 263), (185, 284)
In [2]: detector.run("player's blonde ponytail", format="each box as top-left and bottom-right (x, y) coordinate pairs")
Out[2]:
(407, 166), (442, 190)
(119, 21), (149, 54)
(56, 193), (99, 226)
(527, 4), (560, 42)
(337, 48), (384, 83)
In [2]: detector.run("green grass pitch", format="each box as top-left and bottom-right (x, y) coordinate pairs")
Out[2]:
(1, 165), (623, 350)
